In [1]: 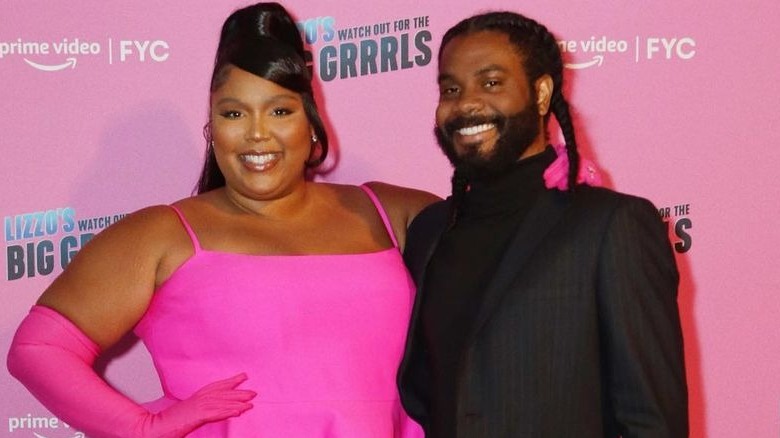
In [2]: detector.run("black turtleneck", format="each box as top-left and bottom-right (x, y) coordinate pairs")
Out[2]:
(420, 146), (556, 437)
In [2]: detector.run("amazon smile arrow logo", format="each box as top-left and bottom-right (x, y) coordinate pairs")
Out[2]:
(564, 55), (604, 70)
(23, 57), (77, 71)
(33, 432), (85, 438)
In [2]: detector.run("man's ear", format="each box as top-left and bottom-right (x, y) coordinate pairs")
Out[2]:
(535, 74), (553, 116)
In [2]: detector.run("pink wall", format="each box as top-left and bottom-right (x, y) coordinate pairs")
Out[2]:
(2, 1), (779, 436)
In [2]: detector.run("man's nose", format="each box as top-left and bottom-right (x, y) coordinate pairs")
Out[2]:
(455, 88), (485, 115)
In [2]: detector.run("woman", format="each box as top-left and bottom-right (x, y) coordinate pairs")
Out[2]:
(7, 3), (436, 437)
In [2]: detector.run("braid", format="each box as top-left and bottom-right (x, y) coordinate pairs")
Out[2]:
(440, 11), (582, 191)
(551, 92), (580, 191)
(448, 168), (470, 229)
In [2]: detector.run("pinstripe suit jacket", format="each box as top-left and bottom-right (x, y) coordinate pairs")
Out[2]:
(398, 186), (688, 437)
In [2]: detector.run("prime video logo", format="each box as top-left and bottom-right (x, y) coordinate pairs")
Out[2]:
(558, 36), (696, 70)
(0, 38), (170, 72)
(7, 414), (83, 437)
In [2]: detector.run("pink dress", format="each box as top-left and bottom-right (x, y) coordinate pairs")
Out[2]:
(134, 186), (423, 437)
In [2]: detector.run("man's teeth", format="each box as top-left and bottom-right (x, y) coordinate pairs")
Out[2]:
(457, 123), (495, 136)
(241, 153), (278, 165)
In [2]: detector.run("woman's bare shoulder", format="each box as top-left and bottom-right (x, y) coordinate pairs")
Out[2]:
(363, 181), (441, 222)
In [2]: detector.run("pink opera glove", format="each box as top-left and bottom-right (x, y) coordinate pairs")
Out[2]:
(134, 374), (256, 437)
(7, 305), (256, 438)
(543, 143), (603, 190)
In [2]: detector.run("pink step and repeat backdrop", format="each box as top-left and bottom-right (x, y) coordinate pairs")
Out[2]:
(2, 1), (779, 436)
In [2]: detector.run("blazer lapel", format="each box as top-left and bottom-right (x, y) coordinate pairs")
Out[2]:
(465, 190), (571, 345)
(397, 200), (451, 423)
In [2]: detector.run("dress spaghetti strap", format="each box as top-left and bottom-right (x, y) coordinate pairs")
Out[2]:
(167, 205), (203, 252)
(359, 185), (399, 248)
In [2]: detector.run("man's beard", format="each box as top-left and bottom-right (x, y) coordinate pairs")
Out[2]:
(434, 101), (541, 181)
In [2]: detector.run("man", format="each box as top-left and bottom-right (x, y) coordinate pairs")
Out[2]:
(397, 11), (688, 437)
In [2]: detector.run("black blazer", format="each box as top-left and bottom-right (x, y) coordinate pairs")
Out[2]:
(398, 186), (688, 437)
